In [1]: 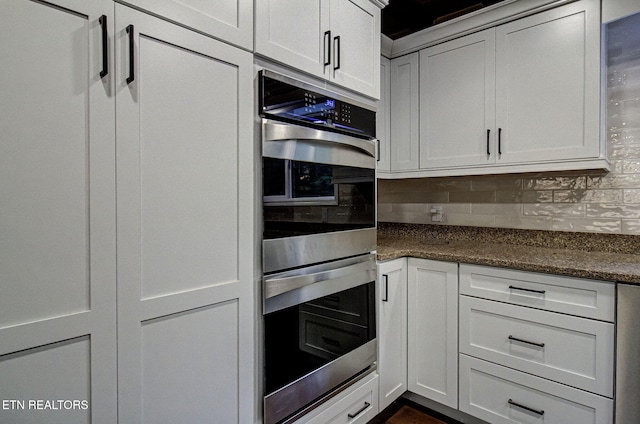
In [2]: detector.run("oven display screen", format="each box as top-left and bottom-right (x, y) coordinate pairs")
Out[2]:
(260, 73), (376, 139)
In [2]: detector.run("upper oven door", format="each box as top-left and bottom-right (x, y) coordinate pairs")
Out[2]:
(262, 119), (376, 272)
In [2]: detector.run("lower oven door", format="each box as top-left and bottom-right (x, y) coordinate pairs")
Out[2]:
(263, 254), (377, 424)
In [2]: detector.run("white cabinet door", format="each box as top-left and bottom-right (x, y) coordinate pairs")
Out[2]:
(329, 0), (380, 98)
(115, 6), (254, 423)
(377, 57), (391, 173)
(377, 259), (408, 411)
(301, 374), (379, 424)
(495, 0), (601, 164)
(0, 0), (116, 422)
(419, 29), (496, 169)
(255, 0), (380, 98)
(120, 0), (253, 49)
(460, 355), (614, 424)
(459, 296), (615, 397)
(407, 259), (458, 409)
(390, 53), (420, 171)
(255, 0), (329, 78)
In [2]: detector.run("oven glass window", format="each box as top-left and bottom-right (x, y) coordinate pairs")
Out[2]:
(264, 282), (375, 395)
(263, 159), (375, 239)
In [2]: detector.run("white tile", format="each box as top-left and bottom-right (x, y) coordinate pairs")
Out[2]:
(551, 218), (621, 233)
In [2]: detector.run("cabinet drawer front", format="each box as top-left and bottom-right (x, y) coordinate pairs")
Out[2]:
(459, 264), (615, 321)
(301, 374), (379, 424)
(460, 355), (613, 424)
(460, 296), (614, 397)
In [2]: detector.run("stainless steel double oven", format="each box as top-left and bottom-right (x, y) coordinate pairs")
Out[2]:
(259, 70), (377, 424)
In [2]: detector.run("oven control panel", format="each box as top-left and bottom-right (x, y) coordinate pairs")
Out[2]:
(259, 71), (375, 139)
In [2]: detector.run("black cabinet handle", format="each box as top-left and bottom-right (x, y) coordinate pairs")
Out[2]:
(321, 337), (340, 347)
(348, 402), (370, 419)
(99, 15), (108, 78)
(508, 399), (544, 416)
(323, 31), (331, 67)
(498, 127), (502, 155)
(126, 24), (135, 84)
(333, 35), (341, 70)
(377, 139), (381, 162)
(486, 129), (491, 155)
(509, 285), (546, 294)
(508, 335), (545, 348)
(382, 274), (389, 302)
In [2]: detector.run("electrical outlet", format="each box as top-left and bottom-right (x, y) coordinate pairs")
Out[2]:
(430, 205), (443, 222)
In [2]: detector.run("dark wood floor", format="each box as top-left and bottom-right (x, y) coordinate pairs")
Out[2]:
(369, 399), (462, 424)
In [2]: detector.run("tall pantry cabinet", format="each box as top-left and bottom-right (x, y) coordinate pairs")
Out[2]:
(0, 1), (254, 423)
(0, 0), (116, 422)
(115, 5), (254, 424)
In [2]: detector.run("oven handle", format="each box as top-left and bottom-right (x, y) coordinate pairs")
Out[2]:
(264, 254), (376, 300)
(263, 119), (376, 159)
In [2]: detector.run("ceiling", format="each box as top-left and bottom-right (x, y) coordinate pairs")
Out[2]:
(382, 0), (506, 40)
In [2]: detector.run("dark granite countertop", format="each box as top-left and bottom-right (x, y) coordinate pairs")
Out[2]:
(377, 223), (640, 284)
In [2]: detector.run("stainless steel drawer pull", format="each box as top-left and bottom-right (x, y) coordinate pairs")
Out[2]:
(508, 335), (545, 348)
(509, 285), (546, 294)
(508, 399), (544, 416)
(348, 402), (370, 419)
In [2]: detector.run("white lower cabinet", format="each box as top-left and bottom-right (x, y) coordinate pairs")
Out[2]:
(458, 264), (615, 424)
(459, 296), (614, 397)
(377, 259), (408, 411)
(407, 259), (458, 409)
(459, 355), (614, 424)
(375, 258), (616, 424)
(295, 373), (379, 424)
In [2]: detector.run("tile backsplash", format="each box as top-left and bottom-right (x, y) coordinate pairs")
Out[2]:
(378, 12), (640, 235)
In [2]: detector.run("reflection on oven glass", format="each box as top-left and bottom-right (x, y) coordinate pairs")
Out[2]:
(264, 282), (375, 395)
(263, 159), (375, 239)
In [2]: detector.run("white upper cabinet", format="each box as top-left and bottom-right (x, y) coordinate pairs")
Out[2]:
(118, 0), (253, 49)
(419, 28), (496, 169)
(495, 1), (601, 165)
(328, 0), (380, 98)
(381, 0), (608, 178)
(377, 56), (391, 172)
(255, 0), (328, 77)
(255, 0), (382, 98)
(390, 52), (420, 170)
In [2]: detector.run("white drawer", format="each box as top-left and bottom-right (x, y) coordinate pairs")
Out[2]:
(297, 373), (379, 424)
(459, 264), (615, 321)
(460, 295), (614, 397)
(459, 355), (613, 424)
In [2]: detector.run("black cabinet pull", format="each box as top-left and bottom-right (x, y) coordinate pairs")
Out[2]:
(126, 24), (135, 84)
(377, 139), (381, 162)
(321, 337), (340, 347)
(99, 15), (108, 78)
(508, 335), (545, 348)
(348, 402), (370, 419)
(509, 285), (546, 294)
(508, 399), (544, 416)
(486, 129), (491, 155)
(333, 35), (341, 70)
(382, 274), (389, 302)
(323, 31), (331, 67)
(498, 127), (502, 155)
